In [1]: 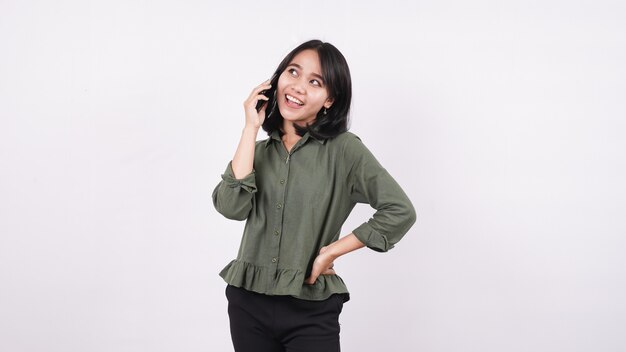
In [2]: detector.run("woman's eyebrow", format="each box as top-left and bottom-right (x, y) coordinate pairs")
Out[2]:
(287, 63), (325, 82)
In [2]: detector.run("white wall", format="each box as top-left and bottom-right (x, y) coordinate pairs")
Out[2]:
(1, 1), (625, 351)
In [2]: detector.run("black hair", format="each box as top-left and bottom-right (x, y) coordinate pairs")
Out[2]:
(262, 39), (352, 140)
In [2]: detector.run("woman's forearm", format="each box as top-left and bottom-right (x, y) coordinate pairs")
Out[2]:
(232, 78), (271, 179)
(305, 233), (365, 284)
(327, 233), (365, 260)
(231, 126), (259, 179)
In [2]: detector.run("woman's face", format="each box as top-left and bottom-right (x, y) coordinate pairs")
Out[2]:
(276, 49), (334, 127)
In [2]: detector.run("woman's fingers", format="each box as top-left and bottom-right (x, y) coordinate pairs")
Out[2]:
(305, 268), (336, 284)
(305, 246), (339, 284)
(251, 86), (271, 101)
(321, 268), (336, 275)
(305, 256), (337, 284)
(322, 261), (335, 275)
(244, 82), (272, 110)
(244, 79), (271, 100)
(242, 79), (273, 128)
(249, 79), (272, 97)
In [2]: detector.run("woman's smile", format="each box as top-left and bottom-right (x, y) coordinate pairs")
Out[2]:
(285, 94), (305, 109)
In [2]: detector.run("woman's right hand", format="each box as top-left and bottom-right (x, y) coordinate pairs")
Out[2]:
(243, 79), (272, 129)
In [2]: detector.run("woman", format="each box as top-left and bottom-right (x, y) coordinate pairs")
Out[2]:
(212, 39), (416, 352)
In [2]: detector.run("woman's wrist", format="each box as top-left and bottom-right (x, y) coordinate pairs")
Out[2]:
(231, 125), (259, 179)
(242, 124), (260, 134)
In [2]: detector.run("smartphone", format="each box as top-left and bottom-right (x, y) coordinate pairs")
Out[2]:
(256, 73), (279, 112)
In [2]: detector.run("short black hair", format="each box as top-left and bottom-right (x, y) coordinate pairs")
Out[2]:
(262, 39), (352, 140)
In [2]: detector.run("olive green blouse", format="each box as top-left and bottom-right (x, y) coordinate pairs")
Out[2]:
(212, 130), (416, 301)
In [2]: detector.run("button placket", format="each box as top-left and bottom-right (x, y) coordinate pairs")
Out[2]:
(268, 143), (294, 292)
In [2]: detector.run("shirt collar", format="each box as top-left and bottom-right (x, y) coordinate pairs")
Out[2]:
(264, 130), (327, 148)
(264, 130), (282, 147)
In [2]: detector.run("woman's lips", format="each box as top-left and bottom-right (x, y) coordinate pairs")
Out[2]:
(284, 95), (304, 109)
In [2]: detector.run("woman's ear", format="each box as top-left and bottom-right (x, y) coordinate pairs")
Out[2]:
(324, 98), (334, 109)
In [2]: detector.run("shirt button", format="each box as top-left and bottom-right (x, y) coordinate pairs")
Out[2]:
(274, 230), (279, 236)
(271, 257), (278, 263)
(280, 179), (285, 184)
(276, 203), (282, 209)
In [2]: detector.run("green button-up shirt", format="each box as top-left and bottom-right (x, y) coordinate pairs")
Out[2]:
(212, 130), (416, 301)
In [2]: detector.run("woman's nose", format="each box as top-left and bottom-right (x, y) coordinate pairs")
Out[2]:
(291, 79), (306, 94)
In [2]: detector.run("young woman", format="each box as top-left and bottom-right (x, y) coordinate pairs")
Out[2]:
(212, 39), (416, 352)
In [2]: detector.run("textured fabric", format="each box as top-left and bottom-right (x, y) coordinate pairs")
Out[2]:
(212, 130), (416, 301)
(226, 285), (344, 352)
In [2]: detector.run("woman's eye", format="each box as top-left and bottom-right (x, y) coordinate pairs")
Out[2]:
(311, 80), (321, 86)
(288, 68), (297, 76)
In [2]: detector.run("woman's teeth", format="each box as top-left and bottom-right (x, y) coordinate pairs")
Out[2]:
(286, 94), (304, 106)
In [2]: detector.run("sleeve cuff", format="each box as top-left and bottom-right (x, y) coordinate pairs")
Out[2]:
(221, 161), (257, 193)
(352, 222), (394, 253)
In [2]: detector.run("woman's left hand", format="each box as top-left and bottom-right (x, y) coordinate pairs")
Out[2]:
(305, 246), (337, 285)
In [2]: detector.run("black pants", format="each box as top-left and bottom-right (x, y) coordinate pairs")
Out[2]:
(225, 285), (345, 352)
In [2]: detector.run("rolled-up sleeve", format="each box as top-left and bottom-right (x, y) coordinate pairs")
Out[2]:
(212, 161), (257, 221)
(344, 136), (417, 252)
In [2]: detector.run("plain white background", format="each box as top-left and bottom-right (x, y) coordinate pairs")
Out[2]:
(1, 0), (625, 351)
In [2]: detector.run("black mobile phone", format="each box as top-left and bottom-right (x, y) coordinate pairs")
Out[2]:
(256, 73), (279, 112)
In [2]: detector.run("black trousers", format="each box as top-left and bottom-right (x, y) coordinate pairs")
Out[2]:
(225, 285), (345, 352)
